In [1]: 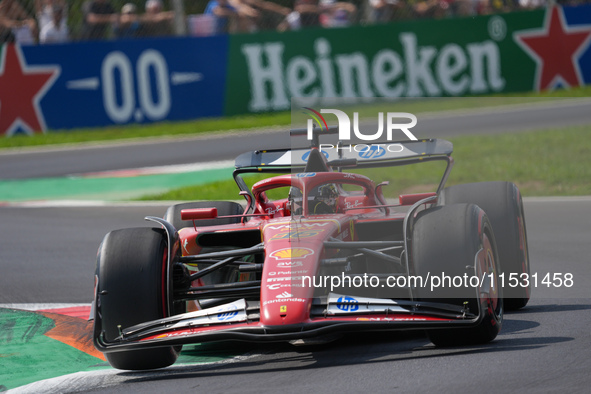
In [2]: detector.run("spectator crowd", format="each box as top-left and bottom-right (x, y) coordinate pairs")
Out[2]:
(1, 0), (176, 43)
(0, 0), (566, 44)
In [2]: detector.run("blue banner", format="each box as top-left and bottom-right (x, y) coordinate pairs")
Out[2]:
(562, 4), (591, 86)
(0, 36), (228, 136)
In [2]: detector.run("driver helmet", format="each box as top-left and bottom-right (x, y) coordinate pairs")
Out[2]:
(313, 183), (338, 213)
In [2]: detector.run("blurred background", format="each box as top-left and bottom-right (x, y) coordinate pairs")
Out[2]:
(1, 0), (553, 43)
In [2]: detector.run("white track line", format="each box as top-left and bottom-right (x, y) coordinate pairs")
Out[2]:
(8, 352), (261, 394)
(0, 200), (244, 208)
(71, 160), (234, 178)
(0, 303), (90, 310)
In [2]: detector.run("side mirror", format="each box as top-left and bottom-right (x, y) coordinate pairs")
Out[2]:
(239, 191), (253, 224)
(375, 181), (390, 214)
(375, 181), (390, 200)
(399, 192), (438, 206)
(181, 208), (218, 221)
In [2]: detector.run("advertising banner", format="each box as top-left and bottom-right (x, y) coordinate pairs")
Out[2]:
(225, 5), (591, 115)
(0, 36), (228, 136)
(2, 5), (591, 135)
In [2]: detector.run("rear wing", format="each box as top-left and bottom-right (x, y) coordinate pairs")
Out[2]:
(234, 138), (453, 170)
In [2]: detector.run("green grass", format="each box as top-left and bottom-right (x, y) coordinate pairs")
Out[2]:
(2, 86), (591, 150)
(139, 125), (591, 200)
(449, 126), (591, 196)
(0, 113), (291, 150)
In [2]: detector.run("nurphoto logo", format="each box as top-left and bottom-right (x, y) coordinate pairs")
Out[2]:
(303, 107), (418, 142)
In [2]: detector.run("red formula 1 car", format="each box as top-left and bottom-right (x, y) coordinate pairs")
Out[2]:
(92, 130), (530, 370)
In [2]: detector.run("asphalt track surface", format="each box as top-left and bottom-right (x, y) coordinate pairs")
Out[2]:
(1, 100), (591, 392)
(2, 98), (591, 180)
(2, 199), (591, 393)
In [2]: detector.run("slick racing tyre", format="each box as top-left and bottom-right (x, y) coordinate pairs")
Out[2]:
(164, 201), (243, 230)
(440, 182), (530, 310)
(95, 227), (178, 370)
(413, 204), (503, 346)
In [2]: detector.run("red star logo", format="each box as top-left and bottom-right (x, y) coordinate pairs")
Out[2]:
(0, 44), (60, 136)
(514, 6), (591, 91)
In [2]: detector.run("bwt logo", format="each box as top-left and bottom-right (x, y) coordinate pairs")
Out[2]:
(303, 108), (418, 141)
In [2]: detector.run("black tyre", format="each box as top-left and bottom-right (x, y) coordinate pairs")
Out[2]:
(96, 227), (178, 370)
(413, 204), (503, 346)
(164, 201), (243, 230)
(440, 182), (530, 310)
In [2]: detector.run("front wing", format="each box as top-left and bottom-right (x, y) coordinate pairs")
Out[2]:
(94, 295), (483, 353)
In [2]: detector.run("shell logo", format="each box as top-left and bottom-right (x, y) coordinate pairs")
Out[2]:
(269, 247), (314, 260)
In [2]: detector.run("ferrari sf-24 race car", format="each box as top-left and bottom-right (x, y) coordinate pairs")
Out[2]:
(92, 129), (530, 370)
